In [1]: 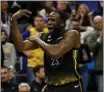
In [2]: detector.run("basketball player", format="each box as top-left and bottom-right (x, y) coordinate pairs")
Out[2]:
(11, 9), (82, 92)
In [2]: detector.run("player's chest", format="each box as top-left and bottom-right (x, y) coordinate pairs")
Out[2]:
(46, 35), (63, 44)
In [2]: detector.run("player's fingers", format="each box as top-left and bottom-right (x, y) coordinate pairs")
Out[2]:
(21, 12), (29, 17)
(38, 32), (44, 37)
(28, 36), (34, 40)
(22, 9), (32, 14)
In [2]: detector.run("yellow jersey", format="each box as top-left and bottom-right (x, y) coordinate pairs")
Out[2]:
(26, 27), (48, 67)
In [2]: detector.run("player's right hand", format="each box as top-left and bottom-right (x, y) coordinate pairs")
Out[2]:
(12, 9), (31, 19)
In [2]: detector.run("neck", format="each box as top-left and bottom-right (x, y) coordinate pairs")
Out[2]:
(35, 27), (43, 32)
(35, 77), (42, 85)
(52, 27), (64, 33)
(50, 27), (65, 39)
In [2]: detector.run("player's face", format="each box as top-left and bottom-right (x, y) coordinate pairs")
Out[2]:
(47, 12), (61, 30)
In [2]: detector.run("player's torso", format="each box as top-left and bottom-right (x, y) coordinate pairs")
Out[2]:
(43, 30), (81, 86)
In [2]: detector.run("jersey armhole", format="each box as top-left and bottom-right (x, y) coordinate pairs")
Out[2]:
(40, 33), (49, 41)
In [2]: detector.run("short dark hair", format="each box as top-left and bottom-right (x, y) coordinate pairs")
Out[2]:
(1, 30), (8, 36)
(33, 15), (44, 21)
(1, 30), (8, 41)
(53, 10), (68, 23)
(33, 65), (44, 76)
(1, 66), (9, 70)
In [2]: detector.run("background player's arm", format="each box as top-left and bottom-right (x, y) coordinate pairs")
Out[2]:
(11, 9), (39, 52)
(30, 31), (78, 58)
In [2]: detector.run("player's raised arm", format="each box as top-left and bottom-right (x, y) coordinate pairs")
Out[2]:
(11, 9), (39, 52)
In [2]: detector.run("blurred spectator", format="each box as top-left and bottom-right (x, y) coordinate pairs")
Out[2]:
(86, 15), (103, 92)
(78, 1), (103, 16)
(22, 15), (48, 83)
(67, 1), (79, 12)
(1, 1), (11, 24)
(56, 1), (72, 30)
(19, 83), (30, 92)
(1, 66), (18, 92)
(1, 44), (4, 67)
(39, 1), (55, 23)
(71, 18), (94, 33)
(1, 30), (17, 69)
(99, 1), (104, 8)
(56, 1), (70, 14)
(76, 4), (93, 26)
(31, 65), (45, 92)
(45, 1), (55, 10)
(1, 23), (11, 38)
(65, 1), (79, 30)
(1, 1), (11, 38)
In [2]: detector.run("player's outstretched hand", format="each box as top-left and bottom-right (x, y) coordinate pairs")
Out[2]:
(12, 9), (31, 19)
(28, 32), (43, 42)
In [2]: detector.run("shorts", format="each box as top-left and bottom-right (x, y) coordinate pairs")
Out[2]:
(42, 80), (83, 92)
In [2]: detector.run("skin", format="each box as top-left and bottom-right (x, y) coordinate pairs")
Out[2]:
(45, 1), (53, 7)
(57, 1), (67, 11)
(72, 21), (80, 30)
(1, 1), (8, 11)
(47, 12), (61, 30)
(33, 17), (45, 30)
(23, 16), (45, 57)
(79, 5), (87, 15)
(44, 1), (67, 14)
(11, 9), (80, 58)
(1, 68), (10, 82)
(36, 67), (45, 78)
(1, 32), (7, 42)
(35, 67), (45, 84)
(93, 16), (103, 31)
(19, 86), (30, 92)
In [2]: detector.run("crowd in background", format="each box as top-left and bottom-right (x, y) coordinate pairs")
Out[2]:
(1, 1), (103, 92)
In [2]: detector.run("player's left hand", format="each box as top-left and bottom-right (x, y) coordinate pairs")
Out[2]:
(28, 32), (43, 41)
